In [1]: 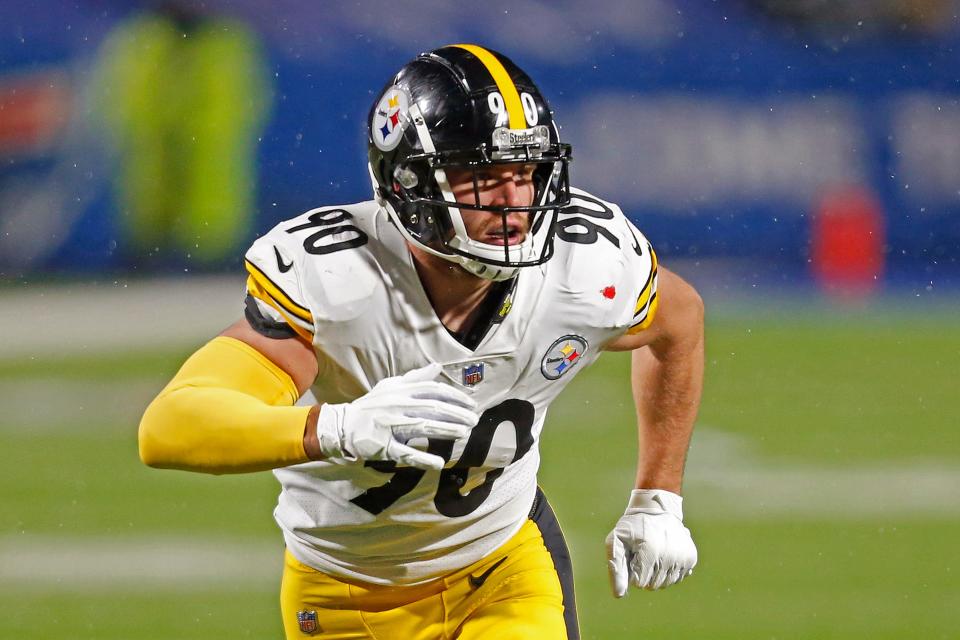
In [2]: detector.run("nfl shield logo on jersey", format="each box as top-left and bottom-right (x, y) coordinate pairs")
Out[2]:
(297, 610), (319, 635)
(540, 335), (588, 380)
(462, 363), (484, 387)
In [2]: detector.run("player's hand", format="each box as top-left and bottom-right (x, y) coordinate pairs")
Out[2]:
(605, 489), (697, 596)
(315, 363), (478, 470)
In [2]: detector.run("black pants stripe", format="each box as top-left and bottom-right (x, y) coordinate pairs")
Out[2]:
(529, 486), (580, 640)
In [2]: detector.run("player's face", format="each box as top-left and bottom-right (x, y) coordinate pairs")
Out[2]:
(445, 164), (535, 246)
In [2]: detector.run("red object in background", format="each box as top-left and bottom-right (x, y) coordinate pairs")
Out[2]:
(0, 70), (71, 156)
(810, 186), (885, 299)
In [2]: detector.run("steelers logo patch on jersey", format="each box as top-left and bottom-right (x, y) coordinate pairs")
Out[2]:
(540, 335), (588, 380)
(371, 85), (410, 151)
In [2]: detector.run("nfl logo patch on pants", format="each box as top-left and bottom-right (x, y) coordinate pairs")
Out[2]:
(297, 610), (319, 635)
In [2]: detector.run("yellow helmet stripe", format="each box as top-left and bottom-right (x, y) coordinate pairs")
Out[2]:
(452, 44), (526, 129)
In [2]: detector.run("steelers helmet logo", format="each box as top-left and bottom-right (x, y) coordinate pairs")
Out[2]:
(372, 86), (411, 151)
(540, 335), (588, 380)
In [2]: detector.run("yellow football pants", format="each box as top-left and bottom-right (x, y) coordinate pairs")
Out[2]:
(280, 519), (568, 639)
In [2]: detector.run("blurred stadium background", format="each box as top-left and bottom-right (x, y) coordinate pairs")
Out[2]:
(1, 1), (958, 638)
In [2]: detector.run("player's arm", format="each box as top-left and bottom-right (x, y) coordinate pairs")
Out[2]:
(603, 266), (704, 595)
(139, 317), (479, 475)
(138, 319), (319, 474)
(604, 266), (704, 492)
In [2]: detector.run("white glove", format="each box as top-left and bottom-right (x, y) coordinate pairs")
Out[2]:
(316, 363), (479, 470)
(605, 489), (698, 596)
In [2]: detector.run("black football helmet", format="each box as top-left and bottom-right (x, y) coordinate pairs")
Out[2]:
(368, 44), (572, 281)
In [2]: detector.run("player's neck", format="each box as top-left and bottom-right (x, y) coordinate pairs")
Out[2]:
(409, 246), (497, 333)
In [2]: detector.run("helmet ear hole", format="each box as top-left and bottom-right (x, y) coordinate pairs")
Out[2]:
(393, 166), (419, 189)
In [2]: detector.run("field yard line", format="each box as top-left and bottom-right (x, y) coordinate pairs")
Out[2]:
(0, 377), (164, 431)
(0, 536), (279, 590)
(0, 276), (244, 359)
(683, 428), (960, 518)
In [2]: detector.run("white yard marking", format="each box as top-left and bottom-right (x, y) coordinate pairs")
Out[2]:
(0, 536), (279, 590)
(683, 428), (960, 518)
(0, 378), (164, 431)
(0, 276), (244, 359)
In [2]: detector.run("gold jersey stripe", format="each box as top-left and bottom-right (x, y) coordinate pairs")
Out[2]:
(633, 246), (659, 316)
(633, 268), (657, 317)
(452, 44), (526, 129)
(627, 291), (659, 335)
(246, 275), (315, 342)
(244, 260), (312, 323)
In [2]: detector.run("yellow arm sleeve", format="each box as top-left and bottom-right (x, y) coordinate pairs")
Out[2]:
(139, 336), (312, 474)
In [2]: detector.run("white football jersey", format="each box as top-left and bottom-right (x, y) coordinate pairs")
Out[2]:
(243, 188), (658, 586)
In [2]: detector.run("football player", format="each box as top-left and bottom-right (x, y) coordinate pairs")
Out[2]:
(139, 44), (703, 639)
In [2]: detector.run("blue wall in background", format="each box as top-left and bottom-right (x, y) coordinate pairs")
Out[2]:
(1, 1), (958, 288)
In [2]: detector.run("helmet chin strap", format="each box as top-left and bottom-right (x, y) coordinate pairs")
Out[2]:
(461, 260), (519, 282)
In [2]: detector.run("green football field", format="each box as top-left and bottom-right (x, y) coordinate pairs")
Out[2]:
(1, 299), (957, 639)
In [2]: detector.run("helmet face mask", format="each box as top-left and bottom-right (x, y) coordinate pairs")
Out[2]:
(368, 45), (573, 281)
(393, 153), (571, 268)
